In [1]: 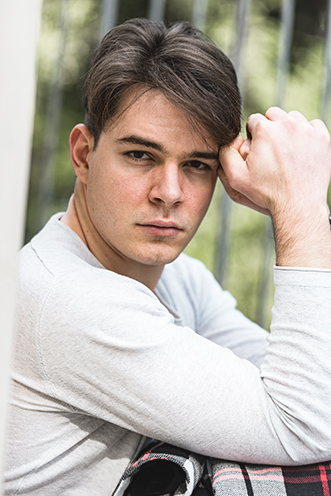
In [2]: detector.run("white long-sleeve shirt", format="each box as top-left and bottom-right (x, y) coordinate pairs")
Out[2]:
(4, 213), (331, 495)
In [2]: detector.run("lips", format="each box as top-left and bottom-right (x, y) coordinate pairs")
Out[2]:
(143, 220), (181, 229)
(138, 221), (183, 237)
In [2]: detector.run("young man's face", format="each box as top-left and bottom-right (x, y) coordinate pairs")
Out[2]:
(75, 89), (219, 279)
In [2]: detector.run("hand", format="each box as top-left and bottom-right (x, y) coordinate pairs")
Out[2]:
(217, 136), (271, 216)
(219, 107), (331, 219)
(219, 107), (331, 268)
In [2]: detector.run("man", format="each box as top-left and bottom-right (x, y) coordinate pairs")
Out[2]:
(4, 17), (331, 495)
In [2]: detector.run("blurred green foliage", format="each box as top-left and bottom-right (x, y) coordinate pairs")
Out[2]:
(26, 0), (331, 327)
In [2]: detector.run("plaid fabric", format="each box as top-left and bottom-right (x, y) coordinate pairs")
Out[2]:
(112, 441), (207, 496)
(211, 459), (331, 495)
(112, 441), (331, 496)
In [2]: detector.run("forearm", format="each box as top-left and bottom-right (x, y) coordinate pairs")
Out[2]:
(261, 264), (331, 462)
(272, 207), (331, 269)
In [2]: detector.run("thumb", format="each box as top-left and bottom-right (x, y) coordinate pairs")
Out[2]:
(218, 135), (246, 178)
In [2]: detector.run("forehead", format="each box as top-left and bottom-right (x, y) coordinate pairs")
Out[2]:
(106, 87), (218, 153)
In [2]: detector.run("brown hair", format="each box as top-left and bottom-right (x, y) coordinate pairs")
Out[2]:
(83, 18), (241, 147)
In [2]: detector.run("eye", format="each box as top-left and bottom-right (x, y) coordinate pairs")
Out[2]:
(186, 160), (211, 171)
(127, 151), (150, 161)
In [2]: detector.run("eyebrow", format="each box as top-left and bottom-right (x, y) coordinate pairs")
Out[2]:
(115, 135), (219, 161)
(186, 150), (219, 161)
(116, 136), (165, 153)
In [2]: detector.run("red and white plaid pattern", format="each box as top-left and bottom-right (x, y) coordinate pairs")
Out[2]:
(212, 459), (331, 495)
(112, 441), (331, 495)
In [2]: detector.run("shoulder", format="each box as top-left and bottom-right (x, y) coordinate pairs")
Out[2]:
(159, 253), (222, 304)
(19, 215), (164, 328)
(161, 252), (214, 286)
(156, 253), (227, 329)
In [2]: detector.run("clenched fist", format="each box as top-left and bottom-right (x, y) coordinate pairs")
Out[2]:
(219, 107), (331, 268)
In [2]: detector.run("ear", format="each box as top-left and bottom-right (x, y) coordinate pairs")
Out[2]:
(69, 124), (94, 184)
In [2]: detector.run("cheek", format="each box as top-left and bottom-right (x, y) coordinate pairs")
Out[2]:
(89, 167), (150, 212)
(187, 179), (217, 215)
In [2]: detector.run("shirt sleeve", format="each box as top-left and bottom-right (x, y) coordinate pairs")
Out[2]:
(176, 256), (269, 367)
(36, 263), (331, 466)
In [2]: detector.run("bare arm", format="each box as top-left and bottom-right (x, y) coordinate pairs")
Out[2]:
(218, 107), (331, 268)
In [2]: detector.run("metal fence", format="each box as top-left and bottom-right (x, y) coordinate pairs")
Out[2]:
(29, 0), (331, 328)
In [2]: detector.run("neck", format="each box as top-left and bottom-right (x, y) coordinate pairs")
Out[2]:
(60, 180), (164, 291)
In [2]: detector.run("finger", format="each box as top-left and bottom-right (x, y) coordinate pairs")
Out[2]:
(310, 118), (330, 137)
(219, 135), (245, 164)
(287, 110), (309, 123)
(219, 136), (246, 181)
(228, 135), (245, 151)
(246, 122), (252, 141)
(264, 106), (287, 121)
(246, 112), (265, 140)
(218, 168), (270, 215)
(239, 138), (251, 160)
(246, 107), (286, 140)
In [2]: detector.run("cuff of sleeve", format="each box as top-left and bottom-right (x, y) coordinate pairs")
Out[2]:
(273, 265), (331, 287)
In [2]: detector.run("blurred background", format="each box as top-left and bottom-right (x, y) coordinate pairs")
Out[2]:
(26, 0), (331, 328)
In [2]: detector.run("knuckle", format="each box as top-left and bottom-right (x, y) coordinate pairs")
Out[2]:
(247, 112), (263, 127)
(287, 110), (303, 119)
(284, 115), (297, 130)
(265, 106), (279, 115)
(310, 117), (323, 125)
(254, 119), (269, 135)
(311, 120), (331, 143)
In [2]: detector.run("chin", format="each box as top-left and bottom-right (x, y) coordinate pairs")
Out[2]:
(135, 248), (183, 267)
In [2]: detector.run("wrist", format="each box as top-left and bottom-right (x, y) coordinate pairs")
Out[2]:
(272, 206), (331, 269)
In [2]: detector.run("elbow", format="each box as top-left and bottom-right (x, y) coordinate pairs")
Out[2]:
(272, 413), (331, 466)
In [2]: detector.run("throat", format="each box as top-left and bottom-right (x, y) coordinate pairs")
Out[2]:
(110, 257), (164, 291)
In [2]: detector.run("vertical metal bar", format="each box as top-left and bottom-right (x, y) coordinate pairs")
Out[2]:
(216, 186), (231, 285)
(0, 0), (43, 487)
(100, 0), (119, 39)
(275, 0), (296, 107)
(148, 0), (166, 22)
(232, 0), (251, 89)
(35, 0), (70, 231)
(256, 0), (296, 327)
(321, 0), (331, 126)
(215, 0), (251, 286)
(192, 0), (209, 31)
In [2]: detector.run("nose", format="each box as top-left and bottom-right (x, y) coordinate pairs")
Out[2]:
(149, 162), (184, 207)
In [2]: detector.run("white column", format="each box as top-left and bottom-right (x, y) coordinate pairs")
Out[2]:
(0, 0), (43, 489)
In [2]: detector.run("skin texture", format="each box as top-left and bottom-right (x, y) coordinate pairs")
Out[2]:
(219, 107), (331, 268)
(62, 89), (220, 289)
